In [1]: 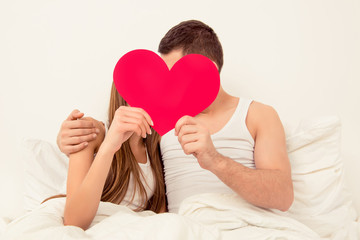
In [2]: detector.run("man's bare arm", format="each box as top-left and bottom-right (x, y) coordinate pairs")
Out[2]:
(210, 155), (293, 211)
(209, 103), (293, 211)
(175, 102), (293, 211)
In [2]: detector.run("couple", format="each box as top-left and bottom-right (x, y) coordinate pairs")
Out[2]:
(46, 20), (294, 230)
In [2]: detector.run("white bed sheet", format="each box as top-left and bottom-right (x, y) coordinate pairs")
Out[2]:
(1, 116), (359, 239)
(1, 193), (359, 240)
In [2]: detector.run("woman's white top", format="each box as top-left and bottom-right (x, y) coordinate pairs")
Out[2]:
(121, 147), (155, 210)
(160, 98), (255, 213)
(104, 122), (155, 209)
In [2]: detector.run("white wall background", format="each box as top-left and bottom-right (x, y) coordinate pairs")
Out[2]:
(1, 0), (359, 219)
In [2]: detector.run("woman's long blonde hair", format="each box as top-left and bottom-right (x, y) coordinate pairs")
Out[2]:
(42, 82), (166, 213)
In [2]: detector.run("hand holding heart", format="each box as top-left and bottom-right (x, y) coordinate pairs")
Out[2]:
(175, 115), (221, 171)
(102, 106), (153, 154)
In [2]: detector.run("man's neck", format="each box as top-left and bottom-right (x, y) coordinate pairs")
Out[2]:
(199, 86), (230, 116)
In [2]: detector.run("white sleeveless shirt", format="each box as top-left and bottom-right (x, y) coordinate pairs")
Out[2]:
(121, 146), (155, 210)
(160, 98), (255, 213)
(104, 124), (155, 210)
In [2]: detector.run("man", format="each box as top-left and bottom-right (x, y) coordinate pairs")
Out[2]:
(57, 20), (293, 213)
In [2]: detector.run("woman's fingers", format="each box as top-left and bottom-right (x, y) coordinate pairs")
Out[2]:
(114, 106), (153, 139)
(120, 116), (148, 138)
(122, 110), (152, 135)
(121, 123), (142, 138)
(124, 106), (154, 127)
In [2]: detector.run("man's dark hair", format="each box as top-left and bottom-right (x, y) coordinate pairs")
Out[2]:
(158, 20), (224, 73)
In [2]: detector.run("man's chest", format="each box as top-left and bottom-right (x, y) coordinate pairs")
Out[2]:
(194, 107), (237, 135)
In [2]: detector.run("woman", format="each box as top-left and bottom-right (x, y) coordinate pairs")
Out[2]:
(42, 82), (166, 230)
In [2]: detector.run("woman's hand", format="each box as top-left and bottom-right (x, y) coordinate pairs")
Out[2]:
(101, 106), (153, 154)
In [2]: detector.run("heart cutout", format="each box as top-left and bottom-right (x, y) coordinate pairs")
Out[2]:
(113, 49), (220, 136)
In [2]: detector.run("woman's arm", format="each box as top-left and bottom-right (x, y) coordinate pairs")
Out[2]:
(63, 107), (153, 230)
(63, 118), (109, 230)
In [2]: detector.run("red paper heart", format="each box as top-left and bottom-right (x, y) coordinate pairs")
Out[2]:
(113, 49), (220, 136)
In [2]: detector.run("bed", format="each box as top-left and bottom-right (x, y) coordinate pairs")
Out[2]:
(1, 1), (359, 238)
(1, 115), (359, 239)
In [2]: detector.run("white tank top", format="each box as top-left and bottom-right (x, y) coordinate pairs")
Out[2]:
(104, 125), (155, 209)
(160, 98), (255, 213)
(121, 146), (155, 210)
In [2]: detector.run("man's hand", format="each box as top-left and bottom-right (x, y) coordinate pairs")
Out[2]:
(175, 115), (220, 170)
(57, 109), (104, 156)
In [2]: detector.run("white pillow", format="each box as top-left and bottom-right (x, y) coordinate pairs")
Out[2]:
(281, 116), (358, 238)
(22, 138), (68, 212)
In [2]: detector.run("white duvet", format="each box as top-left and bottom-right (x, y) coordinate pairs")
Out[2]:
(2, 193), (358, 240)
(2, 117), (360, 239)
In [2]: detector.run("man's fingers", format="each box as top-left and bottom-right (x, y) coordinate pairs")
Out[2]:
(182, 141), (198, 155)
(64, 133), (98, 145)
(65, 119), (95, 129)
(178, 125), (198, 142)
(69, 128), (99, 137)
(175, 116), (196, 136)
(67, 109), (84, 121)
(65, 142), (89, 155)
(179, 133), (198, 145)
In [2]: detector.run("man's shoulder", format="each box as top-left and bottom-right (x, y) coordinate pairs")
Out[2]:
(248, 101), (278, 118)
(246, 100), (281, 139)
